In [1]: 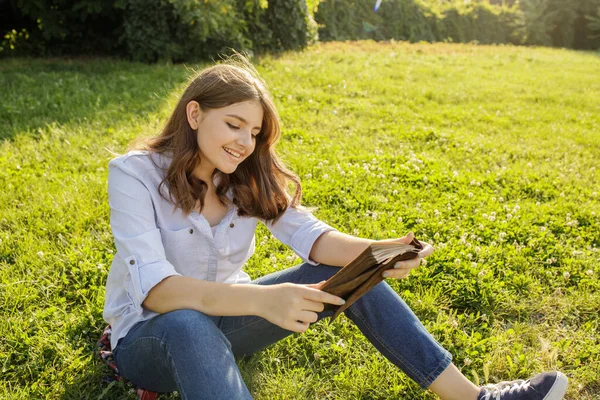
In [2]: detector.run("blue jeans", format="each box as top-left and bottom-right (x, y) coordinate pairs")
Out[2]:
(113, 263), (452, 399)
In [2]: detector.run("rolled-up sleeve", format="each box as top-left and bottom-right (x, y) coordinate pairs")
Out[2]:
(108, 159), (181, 312)
(263, 206), (337, 265)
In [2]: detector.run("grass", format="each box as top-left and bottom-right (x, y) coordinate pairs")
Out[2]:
(0, 41), (599, 399)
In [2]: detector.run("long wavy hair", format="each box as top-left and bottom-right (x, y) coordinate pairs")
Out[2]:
(136, 57), (302, 222)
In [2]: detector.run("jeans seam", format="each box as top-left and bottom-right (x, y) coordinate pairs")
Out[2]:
(421, 352), (453, 388)
(225, 317), (270, 337)
(164, 337), (188, 400)
(347, 300), (428, 386)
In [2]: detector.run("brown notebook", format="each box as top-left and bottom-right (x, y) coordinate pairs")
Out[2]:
(319, 238), (423, 323)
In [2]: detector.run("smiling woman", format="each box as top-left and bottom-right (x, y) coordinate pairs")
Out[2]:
(100, 54), (568, 400)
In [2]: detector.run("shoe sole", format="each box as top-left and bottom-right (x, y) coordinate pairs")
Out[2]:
(543, 371), (568, 400)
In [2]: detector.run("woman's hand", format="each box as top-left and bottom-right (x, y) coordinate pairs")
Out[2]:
(256, 282), (346, 333)
(378, 232), (434, 280)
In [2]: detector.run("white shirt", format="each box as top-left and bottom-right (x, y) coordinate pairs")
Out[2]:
(103, 151), (337, 349)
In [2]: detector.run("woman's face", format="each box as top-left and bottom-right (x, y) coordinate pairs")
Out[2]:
(190, 100), (264, 180)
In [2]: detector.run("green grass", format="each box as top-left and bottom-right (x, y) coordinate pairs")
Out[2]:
(1, 41), (599, 399)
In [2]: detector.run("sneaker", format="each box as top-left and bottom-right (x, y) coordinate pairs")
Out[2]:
(478, 371), (568, 400)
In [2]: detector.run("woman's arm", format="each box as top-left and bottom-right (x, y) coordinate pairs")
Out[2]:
(143, 275), (264, 316)
(308, 230), (375, 267)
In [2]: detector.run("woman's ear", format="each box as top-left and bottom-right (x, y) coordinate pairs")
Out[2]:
(186, 101), (202, 130)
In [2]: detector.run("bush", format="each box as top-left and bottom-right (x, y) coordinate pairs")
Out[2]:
(266, 0), (316, 51)
(1, 0), (315, 61)
(315, 0), (435, 42)
(119, 0), (251, 63)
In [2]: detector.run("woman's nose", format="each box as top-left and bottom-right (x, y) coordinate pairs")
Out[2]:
(238, 129), (254, 146)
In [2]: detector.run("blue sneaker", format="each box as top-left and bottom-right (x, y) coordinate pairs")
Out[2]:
(478, 371), (568, 400)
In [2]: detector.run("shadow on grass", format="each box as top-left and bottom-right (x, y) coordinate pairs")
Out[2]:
(0, 58), (192, 141)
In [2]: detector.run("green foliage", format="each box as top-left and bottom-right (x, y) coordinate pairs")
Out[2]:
(314, 0), (600, 49)
(435, 1), (520, 44)
(315, 0), (435, 41)
(119, 0), (251, 63)
(1, 0), (315, 61)
(1, 42), (599, 399)
(266, 0), (316, 50)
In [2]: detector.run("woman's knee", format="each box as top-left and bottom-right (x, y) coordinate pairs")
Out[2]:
(155, 309), (232, 350)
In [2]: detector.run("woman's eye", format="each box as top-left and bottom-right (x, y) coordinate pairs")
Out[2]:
(227, 123), (240, 130)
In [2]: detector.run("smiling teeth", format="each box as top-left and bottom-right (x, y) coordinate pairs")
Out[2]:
(223, 147), (241, 158)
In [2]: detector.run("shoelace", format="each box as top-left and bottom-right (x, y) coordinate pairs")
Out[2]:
(480, 379), (531, 400)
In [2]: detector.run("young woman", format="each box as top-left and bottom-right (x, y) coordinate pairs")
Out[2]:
(103, 57), (568, 400)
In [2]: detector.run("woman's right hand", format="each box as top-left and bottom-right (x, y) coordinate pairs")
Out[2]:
(257, 281), (346, 333)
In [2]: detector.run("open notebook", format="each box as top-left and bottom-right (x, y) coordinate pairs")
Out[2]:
(319, 238), (424, 323)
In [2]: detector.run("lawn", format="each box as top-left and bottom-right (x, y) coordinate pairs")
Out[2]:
(0, 41), (599, 399)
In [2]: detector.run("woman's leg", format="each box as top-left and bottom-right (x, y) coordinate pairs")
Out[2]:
(219, 262), (464, 392)
(113, 309), (252, 400)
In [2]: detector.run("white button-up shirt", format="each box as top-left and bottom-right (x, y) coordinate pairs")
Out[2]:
(103, 151), (336, 349)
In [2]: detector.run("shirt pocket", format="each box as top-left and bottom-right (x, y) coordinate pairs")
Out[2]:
(225, 216), (258, 264)
(160, 226), (208, 280)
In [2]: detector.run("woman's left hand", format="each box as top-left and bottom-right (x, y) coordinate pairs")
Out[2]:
(378, 232), (434, 280)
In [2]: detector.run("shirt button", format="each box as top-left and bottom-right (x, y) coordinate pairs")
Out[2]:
(229, 223), (234, 228)
(189, 229), (194, 234)
(129, 259), (135, 265)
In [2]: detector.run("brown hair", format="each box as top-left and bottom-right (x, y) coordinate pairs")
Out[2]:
(135, 56), (302, 222)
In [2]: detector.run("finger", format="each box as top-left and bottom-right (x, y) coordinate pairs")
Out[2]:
(418, 242), (434, 258)
(393, 258), (420, 270)
(306, 280), (327, 289)
(297, 310), (319, 324)
(396, 231), (415, 244)
(289, 320), (309, 333)
(300, 299), (326, 313)
(302, 287), (345, 306)
(383, 269), (411, 279)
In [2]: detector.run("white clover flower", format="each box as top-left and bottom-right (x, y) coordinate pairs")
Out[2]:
(468, 192), (474, 198)
(454, 258), (461, 264)
(322, 174), (329, 179)
(392, 177), (399, 182)
(536, 202), (541, 207)
(417, 218), (424, 224)
(318, 162), (323, 168)
(490, 241), (497, 247)
(305, 173), (312, 179)
(464, 358), (472, 366)
(499, 232), (507, 239)
(489, 216), (496, 222)
(482, 213), (488, 219)
(392, 190), (398, 195)
(563, 272), (570, 279)
(470, 180), (477, 186)
(397, 217), (403, 222)
(340, 171), (346, 176)
(37, 251), (44, 258)
(466, 253), (473, 260)
(507, 214), (513, 219)
(586, 270), (594, 276)
(453, 171), (459, 177)
(270, 256), (277, 263)
(499, 197), (504, 202)
(514, 205), (520, 212)
(423, 176), (428, 183)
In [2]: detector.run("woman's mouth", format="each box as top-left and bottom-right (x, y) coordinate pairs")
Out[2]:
(223, 147), (242, 159)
